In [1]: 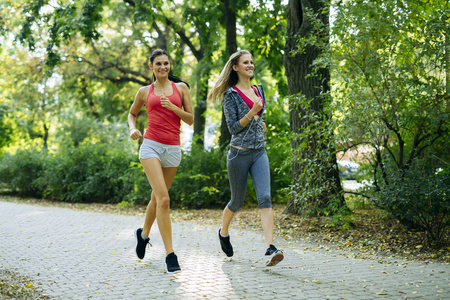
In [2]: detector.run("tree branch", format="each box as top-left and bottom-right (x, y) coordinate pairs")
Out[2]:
(342, 190), (371, 199)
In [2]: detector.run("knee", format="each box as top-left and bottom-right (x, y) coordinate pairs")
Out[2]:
(258, 194), (272, 209)
(157, 195), (171, 210)
(227, 201), (243, 213)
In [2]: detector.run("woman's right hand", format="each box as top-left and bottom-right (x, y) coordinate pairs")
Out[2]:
(251, 97), (263, 115)
(129, 129), (142, 140)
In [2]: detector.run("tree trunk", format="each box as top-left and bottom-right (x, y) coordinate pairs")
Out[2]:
(43, 122), (49, 151)
(283, 0), (344, 215)
(219, 0), (237, 151)
(193, 70), (210, 148)
(446, 31), (449, 94)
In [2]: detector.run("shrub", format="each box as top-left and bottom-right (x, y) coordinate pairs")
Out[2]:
(170, 148), (230, 209)
(0, 149), (46, 197)
(373, 161), (450, 243)
(36, 142), (135, 203)
(120, 161), (152, 205)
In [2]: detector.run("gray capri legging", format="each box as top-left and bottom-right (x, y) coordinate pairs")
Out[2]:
(226, 146), (272, 212)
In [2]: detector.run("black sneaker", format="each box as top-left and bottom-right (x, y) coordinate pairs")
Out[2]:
(265, 244), (284, 266)
(165, 252), (181, 273)
(135, 228), (151, 259)
(218, 229), (233, 257)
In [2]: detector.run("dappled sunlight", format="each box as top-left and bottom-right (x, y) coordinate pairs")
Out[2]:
(171, 255), (236, 298)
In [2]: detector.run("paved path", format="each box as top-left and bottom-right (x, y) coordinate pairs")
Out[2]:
(0, 201), (448, 299)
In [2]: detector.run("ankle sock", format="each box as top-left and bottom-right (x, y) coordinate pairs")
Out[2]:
(141, 232), (148, 240)
(219, 229), (229, 238)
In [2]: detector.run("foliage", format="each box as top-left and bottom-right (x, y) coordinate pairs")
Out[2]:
(263, 87), (291, 201)
(0, 102), (12, 151)
(241, 0), (288, 96)
(331, 0), (450, 240)
(1, 0), (289, 209)
(34, 142), (134, 203)
(0, 149), (46, 197)
(373, 159), (450, 243)
(284, 0), (344, 216)
(288, 94), (345, 216)
(332, 0), (449, 175)
(170, 147), (230, 209)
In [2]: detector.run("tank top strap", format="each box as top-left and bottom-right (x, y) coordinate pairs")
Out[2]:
(171, 81), (180, 98)
(146, 83), (155, 105)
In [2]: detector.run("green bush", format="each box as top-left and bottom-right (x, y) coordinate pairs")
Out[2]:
(170, 148), (230, 209)
(120, 161), (152, 206)
(263, 93), (291, 203)
(373, 160), (450, 243)
(0, 139), (289, 209)
(36, 142), (135, 203)
(0, 149), (46, 197)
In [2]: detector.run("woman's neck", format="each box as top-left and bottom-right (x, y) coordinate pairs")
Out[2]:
(235, 80), (252, 90)
(154, 77), (171, 88)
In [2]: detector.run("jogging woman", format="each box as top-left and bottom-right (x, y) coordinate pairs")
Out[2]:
(128, 49), (193, 273)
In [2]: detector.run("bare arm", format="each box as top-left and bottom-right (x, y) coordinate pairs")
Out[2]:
(160, 82), (194, 126)
(128, 87), (147, 140)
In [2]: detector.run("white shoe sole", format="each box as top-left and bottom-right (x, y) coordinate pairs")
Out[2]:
(266, 251), (284, 266)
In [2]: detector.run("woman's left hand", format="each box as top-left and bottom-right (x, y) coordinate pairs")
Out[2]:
(160, 95), (174, 111)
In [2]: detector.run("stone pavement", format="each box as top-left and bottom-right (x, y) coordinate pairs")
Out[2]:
(0, 201), (448, 300)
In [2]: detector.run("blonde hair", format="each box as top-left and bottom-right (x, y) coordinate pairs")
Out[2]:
(207, 50), (252, 102)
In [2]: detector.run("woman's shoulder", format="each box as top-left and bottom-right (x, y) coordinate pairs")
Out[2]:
(224, 86), (238, 95)
(139, 84), (152, 94)
(136, 84), (152, 102)
(252, 84), (265, 98)
(174, 81), (188, 91)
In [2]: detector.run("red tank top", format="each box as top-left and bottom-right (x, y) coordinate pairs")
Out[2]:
(144, 81), (182, 145)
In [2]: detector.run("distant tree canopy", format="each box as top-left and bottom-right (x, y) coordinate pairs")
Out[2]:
(2, 0), (287, 150)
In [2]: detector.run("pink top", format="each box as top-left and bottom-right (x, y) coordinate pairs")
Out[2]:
(144, 81), (182, 145)
(232, 86), (263, 115)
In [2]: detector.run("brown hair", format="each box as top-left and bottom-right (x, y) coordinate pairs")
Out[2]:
(150, 49), (190, 88)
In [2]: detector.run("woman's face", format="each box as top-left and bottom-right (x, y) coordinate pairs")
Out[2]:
(233, 54), (254, 79)
(150, 55), (170, 78)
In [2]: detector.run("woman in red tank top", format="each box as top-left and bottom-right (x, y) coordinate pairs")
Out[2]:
(127, 49), (193, 273)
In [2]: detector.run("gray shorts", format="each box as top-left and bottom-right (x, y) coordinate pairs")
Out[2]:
(139, 139), (182, 168)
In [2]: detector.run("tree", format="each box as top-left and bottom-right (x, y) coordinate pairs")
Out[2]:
(283, 0), (344, 216)
(218, 0), (238, 150)
(332, 0), (449, 237)
(13, 0), (224, 149)
(0, 45), (61, 150)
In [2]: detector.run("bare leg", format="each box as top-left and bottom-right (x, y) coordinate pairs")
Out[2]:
(260, 207), (274, 248)
(142, 192), (156, 237)
(220, 206), (236, 236)
(140, 158), (178, 255)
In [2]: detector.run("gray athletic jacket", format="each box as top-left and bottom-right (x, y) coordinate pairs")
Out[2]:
(223, 85), (267, 149)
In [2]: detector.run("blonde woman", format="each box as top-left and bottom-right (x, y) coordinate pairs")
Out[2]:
(208, 50), (284, 266)
(128, 49), (193, 273)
